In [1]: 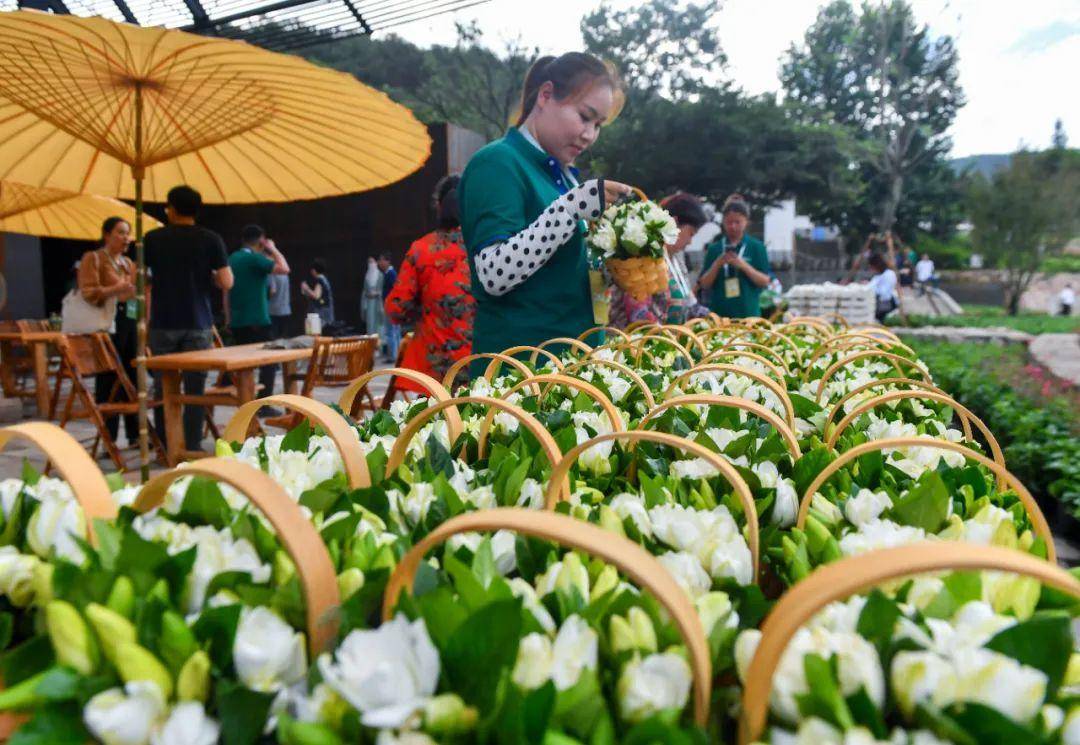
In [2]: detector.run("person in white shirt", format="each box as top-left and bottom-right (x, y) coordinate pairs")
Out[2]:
(915, 253), (936, 295)
(1061, 284), (1075, 317)
(867, 253), (898, 322)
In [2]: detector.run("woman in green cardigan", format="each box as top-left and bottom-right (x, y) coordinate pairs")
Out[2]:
(459, 53), (633, 357)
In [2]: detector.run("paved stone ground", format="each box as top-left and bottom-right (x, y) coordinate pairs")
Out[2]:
(1030, 333), (1080, 387)
(896, 326), (1034, 345)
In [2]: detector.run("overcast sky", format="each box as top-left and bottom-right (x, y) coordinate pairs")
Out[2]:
(389, 0), (1080, 158)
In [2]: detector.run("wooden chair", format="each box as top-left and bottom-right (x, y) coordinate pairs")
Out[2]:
(0, 320), (63, 414)
(266, 335), (378, 429)
(53, 332), (166, 471)
(379, 332), (416, 409)
(203, 326), (265, 439)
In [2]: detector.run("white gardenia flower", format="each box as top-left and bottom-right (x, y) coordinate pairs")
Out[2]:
(609, 493), (652, 537)
(696, 592), (738, 637)
(186, 526), (271, 613)
(318, 614), (440, 729)
(892, 646), (1047, 723)
(617, 652), (693, 723)
(752, 461), (780, 488)
(492, 411), (520, 434)
(515, 478), (545, 510)
(537, 553), (590, 600)
(446, 531), (516, 575)
(706, 427), (750, 453)
(464, 484), (497, 511)
(734, 629), (762, 684)
(621, 214), (649, 250)
(0, 479), (26, 517)
(84, 681), (166, 745)
(0, 545), (40, 607)
(844, 489), (894, 528)
(669, 457), (720, 481)
(657, 551), (711, 600)
(773, 479), (799, 528)
(576, 435), (614, 476)
(838, 519), (929, 558)
(396, 482), (436, 527)
(604, 376), (632, 404)
(150, 702), (220, 745)
(650, 505), (752, 585)
(447, 461), (476, 497)
(233, 607), (307, 694)
(550, 615), (599, 690)
(769, 627), (885, 724)
(375, 730), (438, 745)
(591, 221), (618, 256)
(512, 633), (554, 689)
(962, 505), (1015, 545)
(27, 489), (87, 564)
(1064, 707), (1080, 745)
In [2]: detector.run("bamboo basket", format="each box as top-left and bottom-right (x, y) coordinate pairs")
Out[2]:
(338, 367), (456, 421)
(641, 394), (802, 460)
(441, 352), (534, 391)
(382, 508), (713, 726)
(560, 358), (656, 411)
(738, 543), (1080, 744)
(600, 187), (669, 301)
(664, 365), (796, 431)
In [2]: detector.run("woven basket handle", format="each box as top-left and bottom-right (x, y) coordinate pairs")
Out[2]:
(577, 326), (631, 345)
(825, 390), (1005, 474)
(223, 394), (370, 489)
(796, 436), (1054, 562)
(633, 334), (695, 365)
(543, 429), (759, 580)
(561, 358), (656, 411)
(725, 328), (803, 365)
(535, 337), (593, 359)
(384, 396), (569, 504)
(814, 350), (930, 401)
(478, 372), (623, 458)
(498, 345), (564, 371)
(719, 341), (792, 375)
(738, 543), (1080, 744)
(338, 367), (454, 413)
(132, 458), (340, 656)
(779, 317), (834, 336)
(641, 394), (801, 460)
(382, 507), (712, 726)
(664, 365), (796, 431)
(441, 353), (534, 391)
(0, 422), (116, 543)
(657, 324), (707, 355)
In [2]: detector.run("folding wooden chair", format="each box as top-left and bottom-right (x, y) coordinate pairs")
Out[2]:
(265, 335), (378, 429)
(379, 332), (417, 409)
(53, 332), (166, 471)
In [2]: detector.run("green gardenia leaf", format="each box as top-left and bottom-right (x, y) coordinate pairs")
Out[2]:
(7, 701), (86, 745)
(888, 470), (950, 532)
(985, 611), (1073, 697)
(443, 598), (523, 713)
(216, 680), (276, 745)
(280, 421), (312, 453)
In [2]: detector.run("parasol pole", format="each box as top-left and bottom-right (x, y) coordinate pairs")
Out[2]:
(133, 81), (150, 482)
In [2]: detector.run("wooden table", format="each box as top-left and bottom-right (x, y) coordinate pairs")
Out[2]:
(145, 343), (314, 465)
(0, 330), (63, 417)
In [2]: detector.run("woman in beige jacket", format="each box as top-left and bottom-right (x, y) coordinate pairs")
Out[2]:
(76, 216), (138, 444)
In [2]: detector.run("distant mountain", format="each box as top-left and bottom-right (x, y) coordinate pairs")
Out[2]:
(949, 153), (1012, 178)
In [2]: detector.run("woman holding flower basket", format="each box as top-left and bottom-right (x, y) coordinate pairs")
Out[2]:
(459, 53), (634, 359)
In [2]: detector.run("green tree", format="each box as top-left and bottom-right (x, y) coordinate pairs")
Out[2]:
(968, 148), (1080, 314)
(581, 0), (725, 99)
(781, 0), (964, 240)
(1053, 118), (1069, 149)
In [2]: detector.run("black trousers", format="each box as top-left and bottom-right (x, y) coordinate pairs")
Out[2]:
(270, 314), (291, 340)
(94, 308), (138, 443)
(232, 325), (277, 396)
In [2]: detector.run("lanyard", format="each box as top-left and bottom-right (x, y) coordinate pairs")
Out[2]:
(721, 237), (746, 278)
(519, 125), (579, 194)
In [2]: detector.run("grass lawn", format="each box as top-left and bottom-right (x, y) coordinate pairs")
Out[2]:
(892, 303), (1080, 334)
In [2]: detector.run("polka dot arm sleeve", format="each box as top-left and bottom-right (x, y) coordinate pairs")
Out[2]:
(475, 179), (605, 297)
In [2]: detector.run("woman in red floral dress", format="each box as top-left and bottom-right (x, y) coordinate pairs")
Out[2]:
(384, 176), (475, 391)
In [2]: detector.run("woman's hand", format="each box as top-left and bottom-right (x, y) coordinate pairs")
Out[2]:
(603, 180), (634, 206)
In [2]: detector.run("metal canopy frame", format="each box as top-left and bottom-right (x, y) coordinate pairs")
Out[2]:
(7, 0), (492, 49)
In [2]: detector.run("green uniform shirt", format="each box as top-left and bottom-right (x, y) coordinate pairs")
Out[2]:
(459, 127), (593, 357)
(228, 248), (275, 328)
(703, 235), (771, 318)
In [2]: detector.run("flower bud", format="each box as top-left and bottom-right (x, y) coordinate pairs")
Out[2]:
(695, 592), (735, 638)
(627, 607), (657, 653)
(29, 560), (52, 607)
(159, 610), (199, 674)
(809, 493), (843, 526)
(598, 506), (626, 536)
(987, 574), (1040, 621)
(148, 578), (170, 604)
(105, 575), (135, 618)
(336, 568), (364, 601)
(559, 553), (590, 600)
(274, 550), (297, 587)
(277, 714), (344, 745)
(177, 650), (211, 703)
(590, 564), (618, 602)
(609, 615), (636, 654)
(214, 439), (235, 458)
(0, 547), (42, 608)
(937, 514), (965, 541)
(423, 692), (478, 735)
(1066, 653), (1080, 687)
(114, 641), (174, 700)
(45, 600), (99, 675)
(84, 602), (136, 666)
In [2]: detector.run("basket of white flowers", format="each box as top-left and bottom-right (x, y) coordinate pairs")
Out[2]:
(587, 188), (677, 301)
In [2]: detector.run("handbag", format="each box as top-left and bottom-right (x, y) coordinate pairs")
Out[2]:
(62, 251), (116, 334)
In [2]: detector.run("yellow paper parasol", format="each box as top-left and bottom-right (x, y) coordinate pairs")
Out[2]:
(0, 180), (160, 240)
(0, 10), (432, 478)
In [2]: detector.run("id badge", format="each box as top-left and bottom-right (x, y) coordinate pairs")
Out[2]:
(125, 299), (138, 320)
(589, 268), (611, 324)
(724, 276), (741, 299)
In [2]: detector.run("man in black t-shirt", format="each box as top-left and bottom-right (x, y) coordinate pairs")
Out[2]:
(145, 185), (234, 453)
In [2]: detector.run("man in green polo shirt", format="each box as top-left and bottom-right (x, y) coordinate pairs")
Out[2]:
(698, 194), (772, 318)
(228, 224), (289, 406)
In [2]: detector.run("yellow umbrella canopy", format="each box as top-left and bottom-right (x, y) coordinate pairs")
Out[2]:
(0, 180), (160, 240)
(0, 10), (432, 203)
